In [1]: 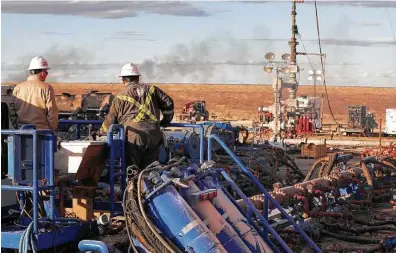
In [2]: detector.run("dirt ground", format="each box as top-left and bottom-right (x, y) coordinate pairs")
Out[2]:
(3, 82), (396, 124)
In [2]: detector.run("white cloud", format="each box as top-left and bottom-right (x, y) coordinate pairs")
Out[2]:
(1, 1), (211, 19)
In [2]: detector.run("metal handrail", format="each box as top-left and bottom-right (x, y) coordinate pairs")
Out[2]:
(1, 127), (56, 235)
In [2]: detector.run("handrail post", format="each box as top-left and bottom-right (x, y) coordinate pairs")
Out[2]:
(106, 124), (124, 216)
(32, 131), (38, 235)
(49, 133), (55, 220)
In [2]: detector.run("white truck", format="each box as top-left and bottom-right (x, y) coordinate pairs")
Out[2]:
(385, 108), (396, 136)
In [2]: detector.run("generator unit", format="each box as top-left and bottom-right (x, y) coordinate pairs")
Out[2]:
(347, 105), (367, 129)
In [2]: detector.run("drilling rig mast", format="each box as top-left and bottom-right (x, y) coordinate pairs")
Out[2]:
(288, 0), (299, 99)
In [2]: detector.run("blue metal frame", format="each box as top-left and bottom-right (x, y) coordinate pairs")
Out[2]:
(106, 124), (125, 216)
(207, 134), (323, 253)
(1, 126), (56, 235)
(1, 126), (93, 251)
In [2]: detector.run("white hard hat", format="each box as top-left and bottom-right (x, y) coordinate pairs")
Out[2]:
(27, 56), (50, 70)
(119, 63), (140, 77)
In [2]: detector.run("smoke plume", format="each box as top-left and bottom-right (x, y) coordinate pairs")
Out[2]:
(2, 46), (92, 83)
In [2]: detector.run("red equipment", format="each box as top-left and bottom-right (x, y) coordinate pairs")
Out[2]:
(296, 115), (314, 136)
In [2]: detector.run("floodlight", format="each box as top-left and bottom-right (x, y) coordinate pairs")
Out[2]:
(281, 53), (291, 61)
(315, 69), (322, 75)
(316, 76), (322, 81)
(264, 66), (273, 73)
(265, 52), (275, 61)
(308, 76), (313, 81)
(308, 69), (314, 75)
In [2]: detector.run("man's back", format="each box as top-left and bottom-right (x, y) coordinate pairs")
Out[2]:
(9, 76), (58, 130)
(102, 82), (174, 133)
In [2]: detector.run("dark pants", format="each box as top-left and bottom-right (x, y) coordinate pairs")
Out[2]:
(125, 128), (163, 170)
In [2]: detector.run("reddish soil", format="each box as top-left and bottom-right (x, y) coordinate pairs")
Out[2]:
(3, 82), (396, 124)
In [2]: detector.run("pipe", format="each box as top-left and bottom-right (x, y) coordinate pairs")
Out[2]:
(238, 168), (364, 209)
(207, 134), (323, 253)
(282, 138), (395, 147)
(78, 240), (110, 253)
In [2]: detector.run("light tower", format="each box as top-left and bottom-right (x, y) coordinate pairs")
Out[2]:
(308, 69), (323, 130)
(263, 52), (291, 137)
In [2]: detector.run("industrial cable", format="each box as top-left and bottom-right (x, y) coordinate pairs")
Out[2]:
(125, 180), (164, 252)
(314, 1), (339, 125)
(123, 183), (139, 253)
(18, 221), (38, 253)
(386, 8), (396, 44)
(297, 34), (314, 70)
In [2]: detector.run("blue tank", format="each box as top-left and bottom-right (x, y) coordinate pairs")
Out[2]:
(144, 179), (227, 253)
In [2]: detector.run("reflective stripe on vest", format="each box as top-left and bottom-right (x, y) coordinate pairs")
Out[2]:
(100, 123), (109, 133)
(117, 85), (158, 123)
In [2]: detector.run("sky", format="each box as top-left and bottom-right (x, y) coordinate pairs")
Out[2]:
(1, 0), (396, 87)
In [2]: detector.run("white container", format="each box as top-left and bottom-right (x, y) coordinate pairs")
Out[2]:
(55, 140), (107, 175)
(385, 108), (396, 136)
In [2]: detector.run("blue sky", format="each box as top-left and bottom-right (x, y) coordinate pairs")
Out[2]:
(2, 1), (396, 87)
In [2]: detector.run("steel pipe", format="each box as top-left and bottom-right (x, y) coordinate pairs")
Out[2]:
(282, 138), (395, 147)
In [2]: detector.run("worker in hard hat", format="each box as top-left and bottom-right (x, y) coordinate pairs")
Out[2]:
(8, 56), (59, 131)
(99, 63), (174, 169)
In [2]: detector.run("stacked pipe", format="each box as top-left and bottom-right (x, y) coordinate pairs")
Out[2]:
(361, 144), (396, 160)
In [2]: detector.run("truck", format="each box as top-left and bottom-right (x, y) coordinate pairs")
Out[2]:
(179, 100), (209, 122)
(384, 108), (396, 136)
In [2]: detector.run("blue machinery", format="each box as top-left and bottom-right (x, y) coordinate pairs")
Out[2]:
(1, 120), (322, 252)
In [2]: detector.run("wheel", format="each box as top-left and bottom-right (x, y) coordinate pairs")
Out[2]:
(363, 128), (372, 137)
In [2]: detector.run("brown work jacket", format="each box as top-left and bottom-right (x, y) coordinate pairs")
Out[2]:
(100, 82), (174, 134)
(9, 75), (59, 131)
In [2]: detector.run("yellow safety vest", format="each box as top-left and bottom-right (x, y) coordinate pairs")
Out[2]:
(100, 85), (158, 132)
